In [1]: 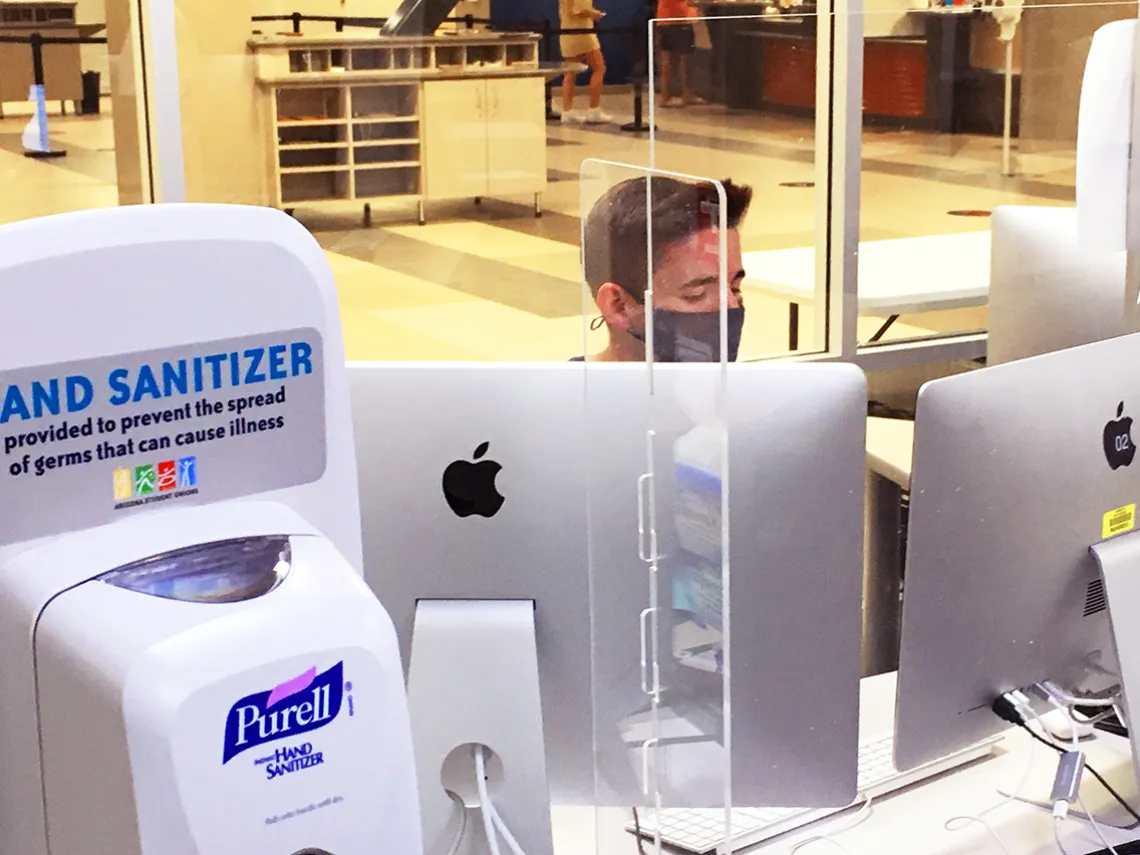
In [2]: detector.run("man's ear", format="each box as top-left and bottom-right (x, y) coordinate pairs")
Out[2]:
(596, 282), (639, 332)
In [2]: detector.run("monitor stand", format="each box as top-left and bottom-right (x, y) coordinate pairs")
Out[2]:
(1091, 536), (1140, 784)
(407, 599), (554, 855)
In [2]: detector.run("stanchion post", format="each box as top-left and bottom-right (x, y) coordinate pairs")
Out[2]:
(23, 33), (66, 158)
(30, 32), (44, 88)
(291, 11), (302, 33)
(543, 18), (560, 122)
(621, 24), (655, 134)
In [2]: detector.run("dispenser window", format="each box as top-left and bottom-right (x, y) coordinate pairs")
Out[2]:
(98, 536), (291, 603)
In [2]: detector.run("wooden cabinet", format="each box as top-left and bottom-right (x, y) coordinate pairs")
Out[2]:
(422, 78), (489, 201)
(485, 76), (545, 198)
(423, 76), (545, 210)
(253, 33), (547, 222)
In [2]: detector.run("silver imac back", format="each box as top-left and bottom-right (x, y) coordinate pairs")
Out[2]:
(988, 205), (1127, 366)
(894, 332), (1140, 771)
(348, 361), (865, 809)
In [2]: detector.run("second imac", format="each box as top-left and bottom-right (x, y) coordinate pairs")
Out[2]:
(894, 331), (1140, 779)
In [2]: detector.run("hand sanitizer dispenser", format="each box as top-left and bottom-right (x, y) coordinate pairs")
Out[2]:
(0, 205), (423, 855)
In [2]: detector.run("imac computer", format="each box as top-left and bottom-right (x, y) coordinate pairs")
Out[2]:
(988, 205), (1127, 366)
(348, 362), (867, 854)
(894, 331), (1140, 781)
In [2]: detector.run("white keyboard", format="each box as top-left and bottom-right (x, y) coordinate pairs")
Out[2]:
(626, 732), (999, 854)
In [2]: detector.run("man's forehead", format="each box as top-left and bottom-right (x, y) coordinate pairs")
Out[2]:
(659, 228), (740, 272)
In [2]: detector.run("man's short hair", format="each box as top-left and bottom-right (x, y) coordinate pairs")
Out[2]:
(582, 176), (753, 301)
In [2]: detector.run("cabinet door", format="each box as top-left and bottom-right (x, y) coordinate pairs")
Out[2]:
(485, 77), (547, 196)
(422, 79), (489, 201)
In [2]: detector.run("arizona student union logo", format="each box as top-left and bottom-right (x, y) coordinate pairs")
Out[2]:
(113, 456), (196, 500)
(223, 662), (347, 764)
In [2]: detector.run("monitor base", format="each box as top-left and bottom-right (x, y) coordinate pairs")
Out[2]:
(407, 599), (554, 855)
(1082, 839), (1140, 855)
(1092, 536), (1140, 794)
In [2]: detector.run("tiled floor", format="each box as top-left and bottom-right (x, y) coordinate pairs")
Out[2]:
(0, 93), (1074, 361)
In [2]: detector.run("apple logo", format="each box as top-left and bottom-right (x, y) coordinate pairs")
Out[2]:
(442, 442), (504, 518)
(1104, 402), (1137, 470)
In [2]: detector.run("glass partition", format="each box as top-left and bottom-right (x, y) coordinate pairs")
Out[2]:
(580, 159), (733, 853)
(10, 0), (1138, 368)
(0, 0), (128, 224)
(853, 0), (1136, 352)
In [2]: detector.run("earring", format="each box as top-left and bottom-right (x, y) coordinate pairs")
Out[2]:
(589, 316), (605, 331)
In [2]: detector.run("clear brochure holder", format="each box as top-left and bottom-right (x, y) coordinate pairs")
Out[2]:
(578, 160), (735, 853)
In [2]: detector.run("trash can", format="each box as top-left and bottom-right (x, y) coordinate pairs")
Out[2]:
(79, 70), (100, 115)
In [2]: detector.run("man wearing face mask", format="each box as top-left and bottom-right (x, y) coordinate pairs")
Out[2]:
(576, 175), (752, 363)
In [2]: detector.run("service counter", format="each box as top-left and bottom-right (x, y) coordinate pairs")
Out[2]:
(694, 1), (1018, 134)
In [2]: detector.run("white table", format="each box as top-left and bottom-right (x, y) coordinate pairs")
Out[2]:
(554, 671), (1140, 855)
(743, 231), (992, 350)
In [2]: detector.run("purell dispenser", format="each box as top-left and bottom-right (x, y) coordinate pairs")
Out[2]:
(0, 205), (422, 855)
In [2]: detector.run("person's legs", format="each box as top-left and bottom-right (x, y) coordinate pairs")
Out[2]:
(587, 48), (606, 109)
(679, 54), (692, 100)
(658, 50), (673, 106)
(562, 68), (578, 113)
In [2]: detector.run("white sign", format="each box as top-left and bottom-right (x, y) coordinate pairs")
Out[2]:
(0, 328), (326, 546)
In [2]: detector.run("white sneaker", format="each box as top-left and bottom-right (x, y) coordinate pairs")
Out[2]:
(560, 110), (585, 125)
(584, 107), (613, 124)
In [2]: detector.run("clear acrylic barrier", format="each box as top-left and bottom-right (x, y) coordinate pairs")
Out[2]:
(578, 159), (733, 853)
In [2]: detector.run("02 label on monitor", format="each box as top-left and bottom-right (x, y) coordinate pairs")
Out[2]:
(0, 328), (327, 548)
(1102, 503), (1137, 540)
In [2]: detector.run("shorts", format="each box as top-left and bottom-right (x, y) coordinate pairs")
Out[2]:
(658, 23), (695, 55)
(560, 31), (600, 57)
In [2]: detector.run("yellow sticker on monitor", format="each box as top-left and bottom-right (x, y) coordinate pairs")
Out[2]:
(1103, 504), (1137, 539)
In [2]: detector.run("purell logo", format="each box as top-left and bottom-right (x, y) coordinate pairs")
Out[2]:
(222, 662), (344, 764)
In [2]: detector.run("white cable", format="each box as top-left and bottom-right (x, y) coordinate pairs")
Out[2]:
(944, 695), (1038, 855)
(997, 701), (1137, 830)
(788, 836), (856, 855)
(1055, 816), (1074, 855)
(787, 795), (874, 855)
(474, 746), (530, 855)
(1047, 700), (1081, 752)
(444, 792), (468, 855)
(1079, 794), (1121, 855)
(1072, 707), (1119, 727)
(488, 801), (528, 855)
(475, 746), (502, 855)
(1044, 702), (1122, 855)
(1038, 682), (1121, 709)
(946, 814), (1016, 855)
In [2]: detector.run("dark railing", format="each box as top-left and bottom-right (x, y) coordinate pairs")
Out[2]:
(0, 32), (109, 158)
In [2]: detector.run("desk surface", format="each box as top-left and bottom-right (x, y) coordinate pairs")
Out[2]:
(743, 231), (991, 315)
(553, 671), (1140, 854)
(866, 416), (915, 488)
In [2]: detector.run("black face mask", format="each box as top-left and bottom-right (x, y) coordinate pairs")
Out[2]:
(630, 307), (745, 363)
